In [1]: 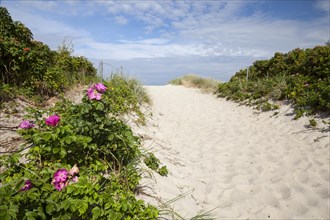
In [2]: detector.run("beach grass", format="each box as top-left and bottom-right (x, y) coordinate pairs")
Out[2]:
(170, 74), (221, 93)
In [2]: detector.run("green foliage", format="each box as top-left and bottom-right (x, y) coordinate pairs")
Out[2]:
(158, 166), (169, 177)
(144, 153), (168, 177)
(144, 153), (160, 171)
(106, 74), (150, 124)
(0, 7), (97, 105)
(170, 74), (220, 93)
(309, 119), (317, 127)
(0, 82), (160, 219)
(217, 45), (330, 117)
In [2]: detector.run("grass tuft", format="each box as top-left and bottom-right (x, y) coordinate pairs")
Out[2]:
(170, 74), (221, 93)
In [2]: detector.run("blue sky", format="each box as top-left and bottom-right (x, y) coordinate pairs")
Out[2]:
(2, 0), (329, 85)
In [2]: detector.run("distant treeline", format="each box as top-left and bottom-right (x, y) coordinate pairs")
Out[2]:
(0, 7), (97, 103)
(218, 45), (330, 117)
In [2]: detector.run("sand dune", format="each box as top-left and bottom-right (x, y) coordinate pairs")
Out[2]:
(134, 85), (330, 219)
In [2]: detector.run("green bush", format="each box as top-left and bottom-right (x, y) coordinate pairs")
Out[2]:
(217, 45), (330, 117)
(0, 7), (97, 104)
(0, 82), (160, 219)
(106, 74), (150, 124)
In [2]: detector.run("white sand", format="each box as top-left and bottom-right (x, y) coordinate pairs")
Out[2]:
(134, 85), (330, 219)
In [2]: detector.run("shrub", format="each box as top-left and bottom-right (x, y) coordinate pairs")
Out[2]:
(0, 81), (160, 219)
(0, 7), (97, 104)
(217, 45), (330, 117)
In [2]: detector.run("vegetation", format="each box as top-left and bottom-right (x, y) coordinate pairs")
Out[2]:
(144, 153), (168, 177)
(0, 7), (163, 219)
(0, 7), (97, 106)
(0, 81), (160, 219)
(217, 45), (330, 118)
(309, 118), (318, 128)
(170, 74), (220, 93)
(106, 74), (151, 124)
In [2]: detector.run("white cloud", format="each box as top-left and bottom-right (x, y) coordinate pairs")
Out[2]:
(114, 16), (128, 25)
(20, 0), (58, 11)
(314, 0), (330, 13)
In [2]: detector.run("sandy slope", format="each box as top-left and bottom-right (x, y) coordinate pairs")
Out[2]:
(134, 85), (330, 219)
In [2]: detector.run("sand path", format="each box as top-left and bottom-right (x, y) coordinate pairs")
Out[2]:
(135, 85), (330, 219)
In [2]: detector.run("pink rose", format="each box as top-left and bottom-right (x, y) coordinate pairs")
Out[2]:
(45, 115), (60, 126)
(53, 181), (66, 191)
(94, 83), (107, 93)
(53, 168), (68, 183)
(87, 86), (102, 100)
(52, 168), (69, 191)
(20, 180), (32, 191)
(69, 165), (79, 176)
(19, 120), (35, 129)
(72, 176), (79, 183)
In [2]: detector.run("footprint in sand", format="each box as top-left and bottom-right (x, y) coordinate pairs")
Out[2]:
(294, 170), (310, 183)
(319, 169), (330, 182)
(275, 184), (291, 200)
(315, 187), (329, 199)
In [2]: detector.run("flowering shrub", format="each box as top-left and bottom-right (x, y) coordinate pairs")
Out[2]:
(0, 81), (160, 219)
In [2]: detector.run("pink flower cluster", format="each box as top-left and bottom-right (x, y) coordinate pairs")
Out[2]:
(20, 180), (32, 191)
(45, 115), (60, 127)
(19, 120), (35, 129)
(87, 83), (107, 100)
(52, 165), (79, 191)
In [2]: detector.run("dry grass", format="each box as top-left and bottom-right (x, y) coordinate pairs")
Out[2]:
(170, 74), (221, 93)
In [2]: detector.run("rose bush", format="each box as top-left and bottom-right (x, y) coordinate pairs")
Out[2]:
(0, 81), (160, 219)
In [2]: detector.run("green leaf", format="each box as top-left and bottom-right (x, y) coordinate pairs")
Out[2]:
(78, 201), (88, 216)
(69, 199), (79, 212)
(60, 148), (66, 158)
(108, 134), (114, 141)
(0, 205), (8, 211)
(41, 132), (52, 141)
(66, 185), (74, 194)
(62, 200), (70, 211)
(27, 191), (39, 200)
(46, 204), (55, 215)
(64, 136), (72, 144)
(104, 203), (111, 210)
(51, 133), (58, 141)
(52, 148), (60, 154)
(37, 211), (46, 220)
(92, 206), (101, 219)
(96, 102), (104, 110)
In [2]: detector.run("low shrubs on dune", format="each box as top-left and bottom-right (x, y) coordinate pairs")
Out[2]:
(217, 45), (330, 118)
(0, 79), (160, 219)
(106, 74), (151, 125)
(0, 7), (97, 107)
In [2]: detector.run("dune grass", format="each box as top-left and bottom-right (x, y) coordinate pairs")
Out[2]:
(170, 74), (221, 93)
